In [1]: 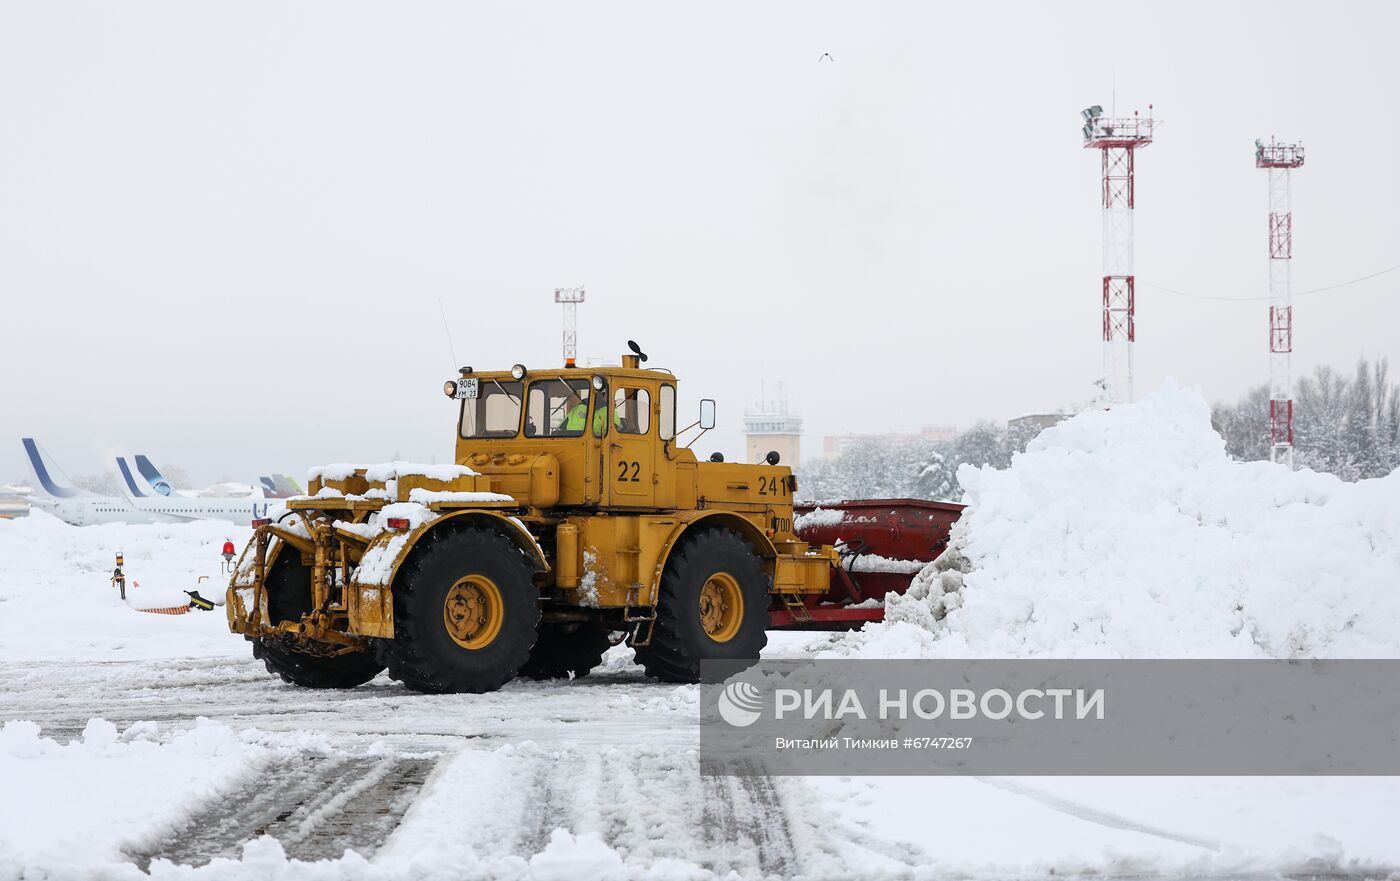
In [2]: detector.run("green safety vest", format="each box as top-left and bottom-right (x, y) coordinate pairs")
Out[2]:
(566, 403), (618, 435)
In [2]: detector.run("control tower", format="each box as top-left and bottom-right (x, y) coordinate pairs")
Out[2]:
(743, 385), (803, 467)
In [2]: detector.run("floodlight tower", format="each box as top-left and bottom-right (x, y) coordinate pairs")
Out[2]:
(554, 286), (585, 367)
(1082, 104), (1157, 405)
(1255, 138), (1305, 468)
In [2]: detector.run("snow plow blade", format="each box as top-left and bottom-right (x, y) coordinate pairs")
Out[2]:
(776, 499), (964, 630)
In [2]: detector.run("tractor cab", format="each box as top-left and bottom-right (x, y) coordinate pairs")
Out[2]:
(445, 348), (705, 510)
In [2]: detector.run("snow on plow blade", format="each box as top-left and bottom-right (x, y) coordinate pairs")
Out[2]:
(780, 499), (964, 629)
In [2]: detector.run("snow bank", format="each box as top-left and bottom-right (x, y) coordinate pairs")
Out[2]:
(838, 382), (1400, 659)
(0, 511), (251, 662)
(0, 719), (265, 876)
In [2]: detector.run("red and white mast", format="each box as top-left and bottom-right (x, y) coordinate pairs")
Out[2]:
(1082, 104), (1157, 405)
(554, 286), (586, 367)
(1255, 139), (1304, 468)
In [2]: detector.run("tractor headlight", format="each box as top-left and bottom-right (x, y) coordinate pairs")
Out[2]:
(511, 364), (527, 380)
(591, 374), (605, 391)
(443, 380), (458, 398)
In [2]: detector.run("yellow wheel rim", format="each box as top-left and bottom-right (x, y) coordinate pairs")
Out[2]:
(698, 572), (744, 644)
(443, 575), (504, 650)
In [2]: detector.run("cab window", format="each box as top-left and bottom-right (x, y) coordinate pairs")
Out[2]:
(525, 378), (591, 438)
(659, 385), (676, 440)
(459, 380), (523, 438)
(614, 387), (650, 435)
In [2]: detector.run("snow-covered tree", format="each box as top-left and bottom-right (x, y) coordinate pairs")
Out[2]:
(797, 423), (1008, 503)
(1212, 357), (1400, 480)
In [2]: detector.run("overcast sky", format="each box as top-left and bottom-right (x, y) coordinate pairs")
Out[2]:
(2, 1), (1397, 486)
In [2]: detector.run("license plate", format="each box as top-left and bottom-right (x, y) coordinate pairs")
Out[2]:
(456, 378), (479, 399)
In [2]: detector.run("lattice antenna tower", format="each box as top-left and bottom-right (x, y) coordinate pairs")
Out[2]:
(1082, 103), (1158, 405)
(554, 286), (586, 367)
(1255, 138), (1305, 468)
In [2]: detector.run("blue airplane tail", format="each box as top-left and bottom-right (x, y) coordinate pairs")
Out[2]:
(134, 455), (174, 496)
(20, 438), (85, 499)
(115, 457), (148, 499)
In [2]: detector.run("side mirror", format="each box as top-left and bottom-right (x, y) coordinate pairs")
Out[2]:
(699, 399), (716, 430)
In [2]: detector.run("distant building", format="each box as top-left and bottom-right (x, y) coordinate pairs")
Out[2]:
(822, 426), (959, 460)
(743, 386), (802, 468)
(0, 485), (31, 519)
(1007, 413), (1068, 452)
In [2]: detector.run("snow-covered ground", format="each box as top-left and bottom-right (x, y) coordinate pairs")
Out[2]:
(3, 384), (1399, 879)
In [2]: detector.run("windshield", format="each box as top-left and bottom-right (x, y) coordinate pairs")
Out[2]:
(525, 378), (593, 438)
(459, 380), (523, 438)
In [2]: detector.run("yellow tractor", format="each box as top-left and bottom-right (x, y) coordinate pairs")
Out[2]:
(227, 342), (907, 693)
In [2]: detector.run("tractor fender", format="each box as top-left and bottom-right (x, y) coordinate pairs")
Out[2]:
(363, 508), (550, 593)
(650, 510), (778, 601)
(227, 531), (296, 633)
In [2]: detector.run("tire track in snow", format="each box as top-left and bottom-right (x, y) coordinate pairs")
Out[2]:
(976, 776), (1224, 851)
(478, 747), (809, 877)
(700, 767), (797, 877)
(128, 753), (436, 869)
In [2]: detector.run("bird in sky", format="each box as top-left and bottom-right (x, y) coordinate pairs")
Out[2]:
(818, 52), (834, 62)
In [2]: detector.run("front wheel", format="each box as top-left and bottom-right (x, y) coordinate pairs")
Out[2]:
(634, 528), (769, 683)
(377, 527), (540, 694)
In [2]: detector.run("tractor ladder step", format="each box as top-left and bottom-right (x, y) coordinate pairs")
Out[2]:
(624, 586), (656, 647)
(779, 593), (812, 624)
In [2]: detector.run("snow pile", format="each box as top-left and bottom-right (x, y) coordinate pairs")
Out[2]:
(839, 382), (1400, 659)
(0, 719), (264, 875)
(0, 511), (250, 661)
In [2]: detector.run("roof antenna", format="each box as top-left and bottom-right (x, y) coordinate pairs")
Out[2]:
(436, 296), (459, 372)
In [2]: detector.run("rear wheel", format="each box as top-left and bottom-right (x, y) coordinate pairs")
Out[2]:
(378, 528), (540, 694)
(518, 623), (615, 680)
(251, 547), (385, 689)
(634, 528), (769, 683)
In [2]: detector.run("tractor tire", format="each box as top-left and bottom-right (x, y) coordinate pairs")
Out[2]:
(251, 547), (385, 689)
(253, 639), (385, 689)
(518, 623), (614, 680)
(634, 528), (769, 684)
(377, 527), (540, 694)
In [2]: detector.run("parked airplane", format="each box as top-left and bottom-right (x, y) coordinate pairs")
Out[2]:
(114, 454), (283, 524)
(139, 455), (285, 500)
(21, 438), (166, 525)
(18, 439), (280, 526)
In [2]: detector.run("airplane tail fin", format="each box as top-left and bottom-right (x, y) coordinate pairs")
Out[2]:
(20, 438), (88, 499)
(133, 455), (174, 496)
(274, 474), (303, 497)
(257, 474), (303, 498)
(115, 457), (149, 502)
